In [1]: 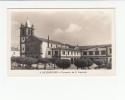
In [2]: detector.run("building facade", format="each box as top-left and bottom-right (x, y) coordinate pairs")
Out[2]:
(11, 47), (20, 57)
(20, 19), (112, 63)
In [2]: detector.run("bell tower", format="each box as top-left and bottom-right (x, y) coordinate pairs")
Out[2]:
(20, 18), (35, 57)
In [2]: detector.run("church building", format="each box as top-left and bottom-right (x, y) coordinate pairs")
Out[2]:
(20, 18), (112, 63)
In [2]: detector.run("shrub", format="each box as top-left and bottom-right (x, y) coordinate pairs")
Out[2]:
(74, 59), (88, 69)
(11, 57), (22, 65)
(49, 57), (57, 69)
(107, 62), (112, 69)
(55, 59), (71, 70)
(86, 59), (93, 69)
(93, 59), (104, 69)
(23, 57), (37, 69)
(37, 58), (49, 69)
(11, 57), (17, 63)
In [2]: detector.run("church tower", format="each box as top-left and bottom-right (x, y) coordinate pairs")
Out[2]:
(20, 18), (34, 57)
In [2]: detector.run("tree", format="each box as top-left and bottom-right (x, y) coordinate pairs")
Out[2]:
(74, 59), (88, 69)
(93, 59), (104, 69)
(107, 58), (112, 69)
(11, 57), (17, 63)
(24, 57), (37, 69)
(37, 58), (49, 69)
(86, 59), (93, 69)
(55, 59), (71, 70)
(15, 57), (22, 64)
(49, 57), (57, 69)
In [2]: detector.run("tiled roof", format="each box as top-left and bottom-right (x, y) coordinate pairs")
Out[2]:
(33, 35), (71, 46)
(11, 47), (20, 51)
(51, 47), (80, 51)
(78, 44), (111, 50)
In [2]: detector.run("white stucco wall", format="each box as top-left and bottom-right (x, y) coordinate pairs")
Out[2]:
(11, 51), (20, 57)
(46, 48), (52, 58)
(82, 47), (106, 56)
(49, 43), (69, 48)
(40, 42), (47, 58)
(61, 50), (81, 57)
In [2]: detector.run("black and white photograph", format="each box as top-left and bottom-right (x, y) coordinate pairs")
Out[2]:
(8, 8), (115, 76)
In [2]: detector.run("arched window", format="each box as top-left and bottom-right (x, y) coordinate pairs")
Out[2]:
(31, 30), (32, 34)
(28, 30), (30, 35)
(23, 29), (25, 35)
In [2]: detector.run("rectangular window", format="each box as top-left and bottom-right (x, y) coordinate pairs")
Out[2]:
(89, 51), (93, 55)
(55, 51), (58, 55)
(95, 51), (99, 55)
(23, 37), (24, 40)
(77, 52), (78, 55)
(48, 51), (51, 55)
(101, 50), (106, 55)
(22, 47), (24, 51)
(56, 45), (57, 48)
(110, 48), (112, 53)
(68, 51), (69, 55)
(83, 51), (87, 55)
(74, 52), (76, 55)
(51, 44), (52, 47)
(63, 51), (65, 55)
(71, 52), (73, 55)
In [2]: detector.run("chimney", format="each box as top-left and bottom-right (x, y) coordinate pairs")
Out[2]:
(77, 44), (78, 47)
(48, 35), (49, 47)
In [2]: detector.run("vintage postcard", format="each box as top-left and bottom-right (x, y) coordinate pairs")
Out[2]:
(7, 8), (115, 77)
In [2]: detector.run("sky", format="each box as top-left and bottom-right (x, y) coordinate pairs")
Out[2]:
(11, 9), (113, 48)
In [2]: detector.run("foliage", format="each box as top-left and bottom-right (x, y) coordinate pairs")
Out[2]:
(49, 57), (57, 69)
(37, 58), (49, 64)
(86, 59), (93, 69)
(74, 59), (88, 69)
(11, 57), (37, 69)
(11, 57), (22, 63)
(55, 59), (71, 69)
(23, 57), (37, 69)
(49, 58), (57, 64)
(107, 62), (112, 69)
(37, 58), (49, 69)
(93, 59), (104, 69)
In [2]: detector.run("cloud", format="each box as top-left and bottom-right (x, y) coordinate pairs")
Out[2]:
(65, 23), (82, 33)
(11, 9), (113, 47)
(11, 20), (19, 25)
(53, 28), (64, 34)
